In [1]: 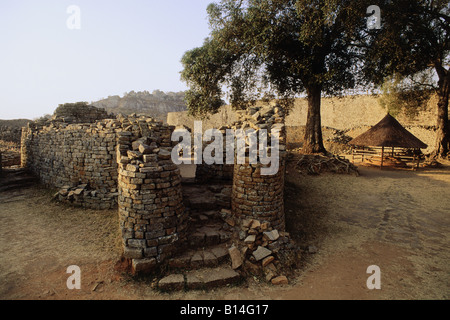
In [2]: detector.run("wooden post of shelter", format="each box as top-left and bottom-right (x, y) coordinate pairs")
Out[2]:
(416, 149), (421, 170)
(381, 146), (384, 169)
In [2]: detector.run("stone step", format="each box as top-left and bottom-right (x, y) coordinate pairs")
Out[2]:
(158, 266), (241, 291)
(168, 244), (230, 270)
(181, 183), (231, 211)
(189, 210), (223, 226)
(185, 267), (241, 290)
(184, 194), (218, 211)
(186, 223), (232, 248)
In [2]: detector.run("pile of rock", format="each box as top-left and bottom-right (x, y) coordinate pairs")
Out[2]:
(222, 210), (295, 285)
(233, 104), (286, 135)
(55, 184), (118, 210)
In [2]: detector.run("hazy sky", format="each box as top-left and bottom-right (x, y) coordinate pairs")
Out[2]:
(0, 0), (213, 119)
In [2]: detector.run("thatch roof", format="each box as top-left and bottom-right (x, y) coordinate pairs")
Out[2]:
(349, 114), (428, 149)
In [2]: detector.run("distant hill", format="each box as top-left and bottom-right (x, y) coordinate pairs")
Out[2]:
(91, 90), (187, 123)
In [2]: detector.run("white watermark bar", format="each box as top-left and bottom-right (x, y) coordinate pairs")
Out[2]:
(367, 5), (381, 30)
(66, 5), (81, 30)
(66, 265), (81, 290)
(171, 121), (281, 176)
(367, 265), (381, 290)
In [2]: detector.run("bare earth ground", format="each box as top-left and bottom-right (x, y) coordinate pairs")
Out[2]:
(0, 159), (449, 300)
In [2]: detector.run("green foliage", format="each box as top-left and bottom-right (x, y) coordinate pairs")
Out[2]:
(363, 0), (449, 86)
(364, 0), (449, 156)
(181, 0), (373, 118)
(378, 74), (434, 119)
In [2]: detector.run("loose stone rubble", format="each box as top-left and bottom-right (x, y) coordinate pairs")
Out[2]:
(222, 209), (297, 285)
(55, 184), (118, 210)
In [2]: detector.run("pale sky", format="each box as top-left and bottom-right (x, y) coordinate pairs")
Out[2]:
(0, 0), (213, 119)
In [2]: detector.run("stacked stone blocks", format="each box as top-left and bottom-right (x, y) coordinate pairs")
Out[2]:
(116, 119), (188, 270)
(20, 104), (290, 281)
(231, 105), (287, 232)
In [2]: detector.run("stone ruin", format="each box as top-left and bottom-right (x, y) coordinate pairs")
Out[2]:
(20, 103), (298, 290)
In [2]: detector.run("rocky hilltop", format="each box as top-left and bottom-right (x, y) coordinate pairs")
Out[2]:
(91, 90), (187, 123)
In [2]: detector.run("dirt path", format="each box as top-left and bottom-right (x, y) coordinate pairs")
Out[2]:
(0, 161), (449, 300)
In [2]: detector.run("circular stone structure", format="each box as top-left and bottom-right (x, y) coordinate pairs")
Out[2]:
(231, 105), (287, 232)
(232, 159), (286, 232)
(116, 123), (188, 270)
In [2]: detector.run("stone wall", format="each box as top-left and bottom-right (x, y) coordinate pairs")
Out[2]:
(195, 129), (234, 183)
(0, 126), (23, 144)
(20, 111), (179, 211)
(167, 94), (443, 154)
(231, 104), (287, 232)
(0, 150), (21, 168)
(20, 104), (289, 276)
(21, 121), (118, 191)
(116, 121), (188, 271)
(167, 94), (440, 130)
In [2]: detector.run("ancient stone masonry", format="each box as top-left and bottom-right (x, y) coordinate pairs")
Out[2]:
(195, 127), (234, 183)
(21, 120), (119, 208)
(116, 118), (189, 271)
(231, 104), (287, 232)
(20, 103), (293, 287)
(20, 104), (172, 210)
(0, 126), (23, 144)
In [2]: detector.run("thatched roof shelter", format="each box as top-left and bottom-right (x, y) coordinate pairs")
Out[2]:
(349, 114), (428, 149)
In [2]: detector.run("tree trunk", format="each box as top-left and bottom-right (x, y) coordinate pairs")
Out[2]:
(303, 84), (326, 154)
(434, 67), (450, 158)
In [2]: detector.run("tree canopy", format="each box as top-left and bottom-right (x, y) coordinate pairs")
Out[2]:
(181, 0), (373, 153)
(181, 0), (449, 156)
(364, 0), (449, 157)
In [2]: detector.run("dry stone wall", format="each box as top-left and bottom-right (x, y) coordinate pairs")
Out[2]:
(168, 94), (440, 130)
(195, 128), (234, 183)
(167, 94), (444, 155)
(231, 104), (287, 232)
(0, 126), (23, 144)
(21, 121), (118, 191)
(20, 109), (179, 211)
(116, 120), (188, 270)
(20, 104), (290, 278)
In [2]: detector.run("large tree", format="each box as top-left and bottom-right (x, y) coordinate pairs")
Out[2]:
(181, 0), (372, 154)
(364, 0), (450, 158)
